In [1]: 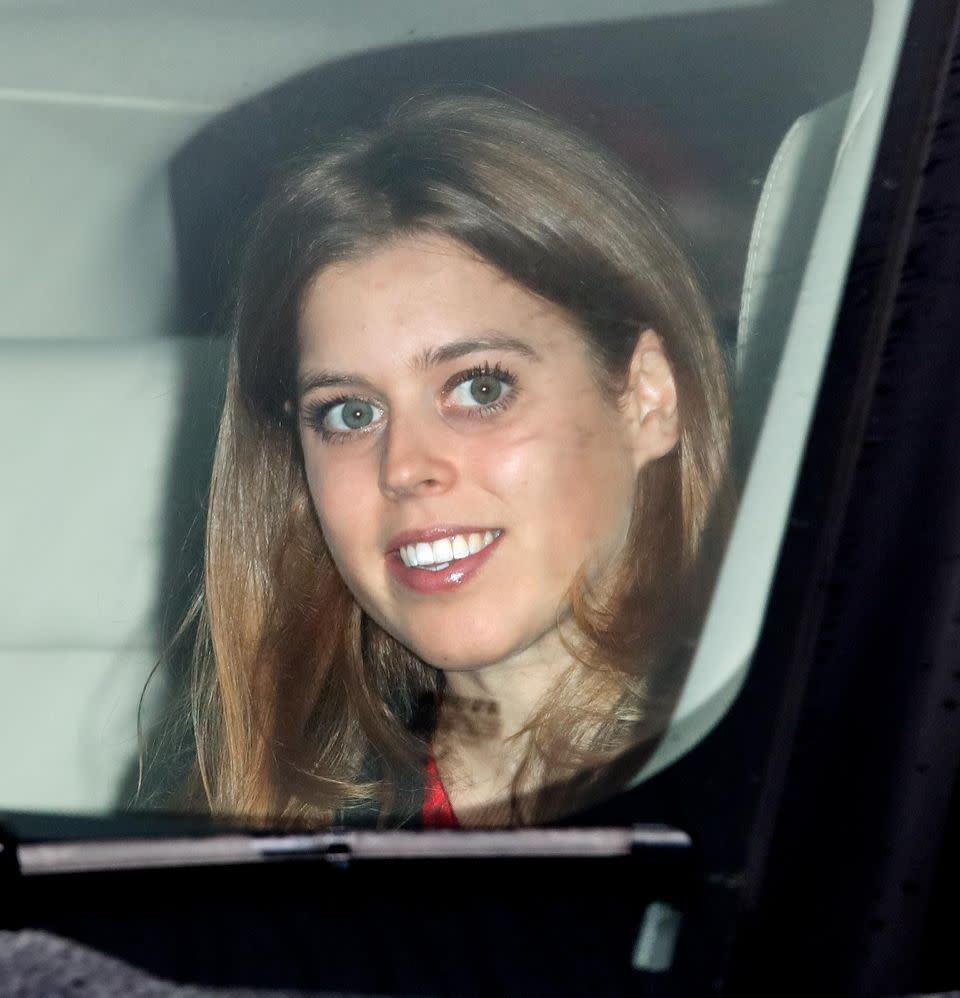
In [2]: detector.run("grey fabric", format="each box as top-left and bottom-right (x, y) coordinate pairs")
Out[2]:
(0, 930), (362, 997)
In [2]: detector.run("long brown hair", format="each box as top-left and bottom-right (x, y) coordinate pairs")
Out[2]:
(167, 94), (731, 825)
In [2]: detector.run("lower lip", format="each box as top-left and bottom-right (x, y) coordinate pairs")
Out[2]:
(387, 534), (504, 595)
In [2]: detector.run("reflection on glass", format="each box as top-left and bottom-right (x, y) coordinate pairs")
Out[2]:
(0, 2), (883, 828)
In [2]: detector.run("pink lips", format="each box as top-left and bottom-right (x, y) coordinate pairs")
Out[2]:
(385, 527), (504, 595)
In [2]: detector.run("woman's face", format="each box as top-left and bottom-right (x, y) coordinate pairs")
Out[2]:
(296, 234), (676, 673)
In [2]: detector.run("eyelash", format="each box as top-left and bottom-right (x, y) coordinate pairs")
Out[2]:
(301, 361), (519, 444)
(301, 393), (379, 444)
(444, 361), (518, 415)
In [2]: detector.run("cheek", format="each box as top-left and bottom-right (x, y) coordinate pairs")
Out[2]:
(302, 450), (377, 564)
(481, 412), (636, 560)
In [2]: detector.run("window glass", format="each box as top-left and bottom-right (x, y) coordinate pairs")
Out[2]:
(0, 0), (910, 826)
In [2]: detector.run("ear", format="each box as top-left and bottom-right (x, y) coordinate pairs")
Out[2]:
(621, 328), (679, 471)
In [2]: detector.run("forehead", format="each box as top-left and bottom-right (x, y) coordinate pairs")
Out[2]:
(296, 235), (575, 366)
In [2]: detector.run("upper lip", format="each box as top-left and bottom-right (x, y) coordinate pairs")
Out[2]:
(384, 525), (503, 553)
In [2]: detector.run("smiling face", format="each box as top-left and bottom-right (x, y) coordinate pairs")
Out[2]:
(296, 234), (676, 674)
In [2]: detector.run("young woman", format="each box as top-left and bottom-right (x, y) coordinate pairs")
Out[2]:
(167, 93), (732, 828)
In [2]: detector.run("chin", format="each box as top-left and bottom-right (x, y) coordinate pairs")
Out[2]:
(402, 623), (542, 673)
(407, 641), (507, 672)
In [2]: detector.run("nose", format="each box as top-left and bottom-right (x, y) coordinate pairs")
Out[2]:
(378, 411), (457, 501)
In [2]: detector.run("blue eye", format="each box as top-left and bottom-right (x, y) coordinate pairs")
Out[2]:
(313, 398), (384, 437)
(448, 366), (515, 408)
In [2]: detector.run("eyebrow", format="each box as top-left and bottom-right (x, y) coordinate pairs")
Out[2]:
(411, 334), (541, 370)
(297, 334), (541, 399)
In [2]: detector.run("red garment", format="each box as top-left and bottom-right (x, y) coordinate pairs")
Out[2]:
(423, 754), (460, 828)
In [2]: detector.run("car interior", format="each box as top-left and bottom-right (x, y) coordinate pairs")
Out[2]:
(0, 0), (906, 820)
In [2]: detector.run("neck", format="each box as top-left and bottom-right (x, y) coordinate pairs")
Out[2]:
(441, 625), (580, 737)
(433, 626), (585, 823)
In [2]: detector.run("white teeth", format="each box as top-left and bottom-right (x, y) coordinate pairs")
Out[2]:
(399, 530), (501, 568)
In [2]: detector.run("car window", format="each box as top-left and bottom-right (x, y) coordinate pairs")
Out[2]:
(0, 0), (909, 825)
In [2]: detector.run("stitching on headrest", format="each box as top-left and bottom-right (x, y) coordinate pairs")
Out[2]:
(738, 113), (806, 377)
(834, 89), (874, 169)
